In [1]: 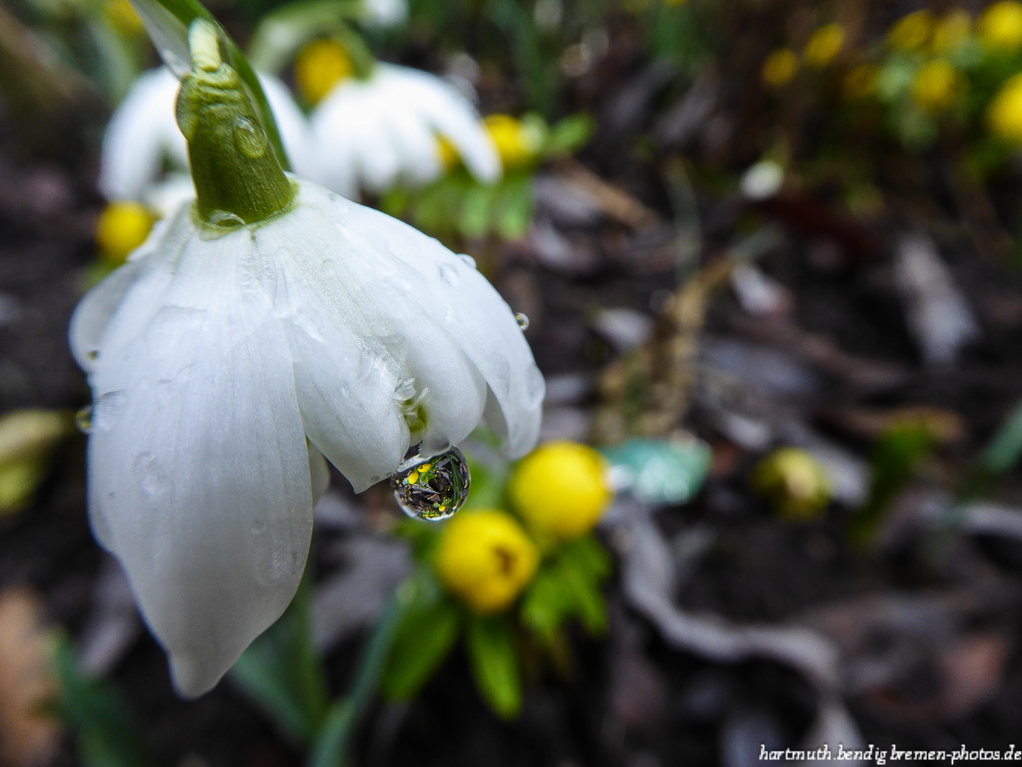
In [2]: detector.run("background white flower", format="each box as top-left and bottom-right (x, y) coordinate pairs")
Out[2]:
(98, 67), (314, 202)
(361, 0), (407, 27)
(69, 177), (543, 697)
(310, 63), (501, 199)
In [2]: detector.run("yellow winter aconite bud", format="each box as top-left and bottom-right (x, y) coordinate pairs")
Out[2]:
(888, 10), (934, 51)
(434, 510), (539, 613)
(95, 202), (153, 266)
(844, 64), (878, 100)
(977, 1), (1022, 52)
(762, 48), (798, 87)
(751, 447), (832, 521)
(912, 59), (962, 112)
(931, 10), (972, 54)
(294, 39), (353, 106)
(987, 73), (1022, 142)
(105, 0), (144, 35)
(509, 441), (612, 540)
(483, 114), (538, 170)
(803, 24), (846, 68)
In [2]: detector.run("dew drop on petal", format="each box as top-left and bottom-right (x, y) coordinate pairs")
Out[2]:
(459, 254), (477, 269)
(515, 312), (530, 331)
(390, 447), (470, 521)
(75, 406), (92, 434)
(92, 391), (126, 431)
(132, 452), (168, 497)
(438, 263), (460, 287)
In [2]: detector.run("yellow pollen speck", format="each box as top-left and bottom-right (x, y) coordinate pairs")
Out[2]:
(294, 39), (353, 106)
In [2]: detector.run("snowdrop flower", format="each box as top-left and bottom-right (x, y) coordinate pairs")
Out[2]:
(72, 21), (542, 697)
(310, 62), (501, 199)
(99, 66), (314, 202)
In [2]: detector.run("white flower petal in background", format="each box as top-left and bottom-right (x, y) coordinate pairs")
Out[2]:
(69, 177), (542, 695)
(361, 0), (408, 27)
(310, 63), (501, 199)
(98, 67), (314, 203)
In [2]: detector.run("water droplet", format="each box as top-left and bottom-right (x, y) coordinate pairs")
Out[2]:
(393, 377), (416, 401)
(86, 350), (99, 362)
(233, 116), (267, 159)
(250, 518), (265, 534)
(459, 254), (477, 269)
(438, 263), (460, 287)
(207, 210), (245, 230)
(92, 391), (126, 431)
(390, 447), (470, 522)
(515, 312), (530, 331)
(75, 406), (92, 434)
(132, 452), (168, 497)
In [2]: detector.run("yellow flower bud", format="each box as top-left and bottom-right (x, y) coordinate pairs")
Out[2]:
(988, 73), (1022, 143)
(762, 48), (798, 88)
(294, 39), (353, 106)
(803, 24), (846, 68)
(509, 441), (612, 541)
(911, 59), (961, 112)
(978, 1), (1022, 52)
(931, 10), (972, 54)
(434, 510), (539, 613)
(483, 114), (538, 170)
(752, 447), (832, 521)
(105, 0), (144, 36)
(95, 202), (154, 266)
(888, 10), (935, 51)
(435, 136), (460, 170)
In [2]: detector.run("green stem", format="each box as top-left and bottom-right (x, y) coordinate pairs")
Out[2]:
(128, 0), (291, 170)
(308, 594), (403, 767)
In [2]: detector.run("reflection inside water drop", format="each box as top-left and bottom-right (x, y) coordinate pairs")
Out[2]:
(515, 312), (529, 331)
(75, 406), (93, 434)
(390, 447), (470, 521)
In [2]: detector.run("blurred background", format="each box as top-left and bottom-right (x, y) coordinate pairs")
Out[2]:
(4, 0), (1022, 764)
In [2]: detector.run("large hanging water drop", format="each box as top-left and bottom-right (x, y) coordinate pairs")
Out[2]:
(515, 313), (530, 331)
(391, 447), (471, 521)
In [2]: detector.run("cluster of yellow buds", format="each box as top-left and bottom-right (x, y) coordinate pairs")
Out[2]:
(762, 23), (846, 88)
(432, 441), (614, 614)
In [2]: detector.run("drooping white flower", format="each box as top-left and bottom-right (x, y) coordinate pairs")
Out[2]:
(98, 67), (314, 202)
(309, 63), (501, 199)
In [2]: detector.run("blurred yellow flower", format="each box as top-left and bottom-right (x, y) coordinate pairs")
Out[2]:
(95, 202), (153, 266)
(483, 114), (538, 170)
(931, 9), (972, 54)
(888, 10), (934, 51)
(509, 441), (612, 541)
(803, 24), (846, 68)
(988, 73), (1022, 142)
(843, 64), (878, 99)
(762, 48), (798, 87)
(294, 38), (353, 106)
(752, 447), (832, 521)
(434, 510), (539, 613)
(105, 0), (144, 36)
(911, 59), (962, 112)
(435, 136), (460, 170)
(977, 1), (1022, 52)
(0, 410), (72, 516)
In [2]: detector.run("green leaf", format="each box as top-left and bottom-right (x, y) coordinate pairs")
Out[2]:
(543, 114), (595, 157)
(519, 569), (572, 644)
(229, 569), (327, 743)
(493, 173), (533, 241)
(465, 614), (521, 719)
(380, 581), (460, 700)
(981, 398), (1022, 476)
(50, 634), (161, 767)
(558, 535), (612, 581)
(458, 183), (498, 240)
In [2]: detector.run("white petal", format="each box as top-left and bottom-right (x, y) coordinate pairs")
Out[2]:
(386, 66), (501, 184)
(142, 173), (195, 219)
(253, 206), (409, 491)
(304, 182), (541, 458)
(309, 87), (364, 198)
(383, 107), (443, 187)
(259, 73), (315, 180)
(99, 68), (187, 201)
(87, 224), (312, 697)
(361, 0), (407, 27)
(309, 443), (330, 505)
